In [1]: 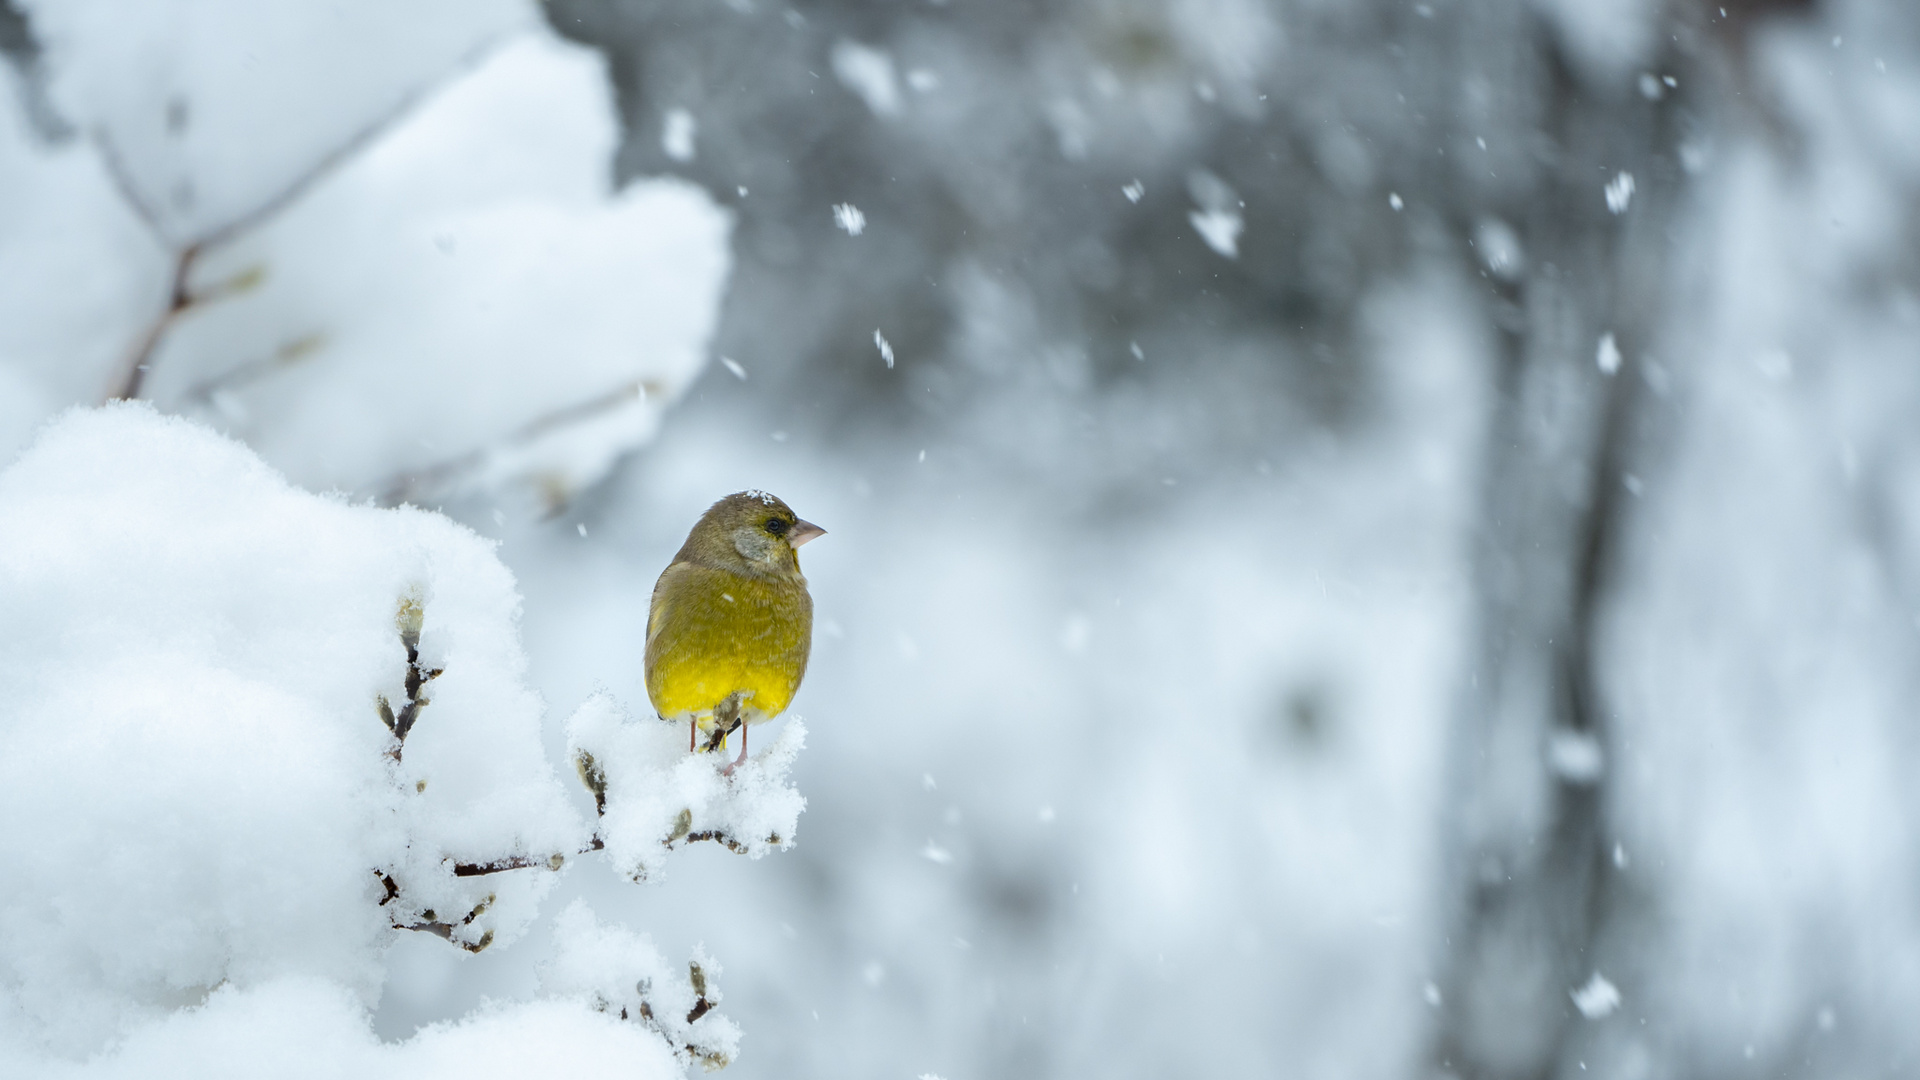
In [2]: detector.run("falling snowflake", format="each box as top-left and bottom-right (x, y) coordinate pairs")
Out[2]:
(1190, 209), (1242, 258)
(1571, 972), (1622, 1019)
(833, 203), (866, 235)
(1605, 172), (1635, 214)
(661, 108), (696, 162)
(1596, 332), (1621, 375)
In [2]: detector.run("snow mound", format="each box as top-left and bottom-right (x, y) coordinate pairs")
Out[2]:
(0, 405), (584, 1054)
(0, 976), (684, 1079)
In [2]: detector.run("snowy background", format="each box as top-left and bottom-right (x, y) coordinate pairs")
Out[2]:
(3, 0), (1918, 1077)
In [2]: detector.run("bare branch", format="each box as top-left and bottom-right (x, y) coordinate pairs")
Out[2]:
(396, 917), (495, 953)
(447, 823), (781, 879)
(452, 848), (579, 877)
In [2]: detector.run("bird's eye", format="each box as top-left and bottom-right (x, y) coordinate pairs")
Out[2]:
(765, 518), (789, 535)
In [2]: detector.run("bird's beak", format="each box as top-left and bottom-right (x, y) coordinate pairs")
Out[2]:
(789, 519), (826, 547)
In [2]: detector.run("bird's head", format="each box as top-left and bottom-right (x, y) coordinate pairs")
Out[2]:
(681, 490), (825, 576)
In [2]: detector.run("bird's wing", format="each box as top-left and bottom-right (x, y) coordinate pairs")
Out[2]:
(646, 561), (693, 651)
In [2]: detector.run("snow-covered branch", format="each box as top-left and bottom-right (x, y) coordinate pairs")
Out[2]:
(0, 407), (800, 1075)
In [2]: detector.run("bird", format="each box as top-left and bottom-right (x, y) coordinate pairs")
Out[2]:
(644, 490), (824, 773)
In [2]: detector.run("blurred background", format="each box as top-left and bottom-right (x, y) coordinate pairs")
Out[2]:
(6, 0), (1920, 1077)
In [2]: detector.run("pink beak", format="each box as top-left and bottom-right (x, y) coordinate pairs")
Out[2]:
(789, 519), (826, 547)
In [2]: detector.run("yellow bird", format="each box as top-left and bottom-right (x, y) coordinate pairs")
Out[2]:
(645, 491), (824, 770)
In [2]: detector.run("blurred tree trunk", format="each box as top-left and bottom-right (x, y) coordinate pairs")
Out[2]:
(1421, 7), (1690, 1078)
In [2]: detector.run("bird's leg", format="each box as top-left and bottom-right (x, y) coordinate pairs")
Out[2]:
(689, 718), (696, 753)
(722, 722), (749, 777)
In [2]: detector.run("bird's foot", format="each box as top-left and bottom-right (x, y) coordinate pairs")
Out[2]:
(719, 725), (749, 777)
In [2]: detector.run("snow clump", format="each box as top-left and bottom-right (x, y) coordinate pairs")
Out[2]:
(0, 1), (731, 510)
(568, 694), (807, 884)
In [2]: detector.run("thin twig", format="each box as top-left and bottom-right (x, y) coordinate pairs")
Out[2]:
(107, 243), (199, 401)
(447, 824), (774, 878)
(377, 376), (666, 509)
(452, 841), (595, 877)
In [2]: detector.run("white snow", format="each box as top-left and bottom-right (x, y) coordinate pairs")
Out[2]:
(541, 902), (742, 1070)
(1187, 170), (1243, 258)
(1189, 208), (1242, 258)
(834, 202), (867, 235)
(0, 406), (568, 1054)
(1596, 332), (1621, 375)
(1472, 217), (1525, 280)
(0, 977), (684, 1079)
(875, 329), (896, 368)
(1570, 972), (1621, 1019)
(1605, 171), (1635, 214)
(566, 693), (806, 884)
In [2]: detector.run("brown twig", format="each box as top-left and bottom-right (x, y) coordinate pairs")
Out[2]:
(453, 840), (596, 877)
(374, 871), (497, 953)
(107, 243), (200, 401)
(682, 830), (754, 856)
(446, 823), (776, 878)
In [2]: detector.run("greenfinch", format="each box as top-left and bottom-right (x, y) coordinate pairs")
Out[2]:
(645, 491), (823, 769)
